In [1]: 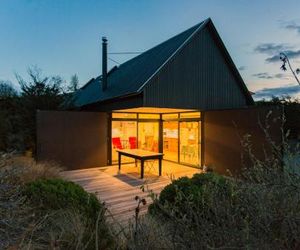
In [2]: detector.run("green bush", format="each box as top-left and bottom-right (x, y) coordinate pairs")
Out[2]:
(149, 173), (233, 217)
(23, 178), (114, 249)
(24, 178), (101, 219)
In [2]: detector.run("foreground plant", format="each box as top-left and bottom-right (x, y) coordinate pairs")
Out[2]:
(135, 112), (300, 249)
(0, 153), (114, 249)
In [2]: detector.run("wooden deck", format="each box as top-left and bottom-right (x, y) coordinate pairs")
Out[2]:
(61, 161), (200, 223)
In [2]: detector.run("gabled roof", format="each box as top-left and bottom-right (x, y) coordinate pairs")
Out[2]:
(73, 19), (207, 107)
(73, 18), (254, 108)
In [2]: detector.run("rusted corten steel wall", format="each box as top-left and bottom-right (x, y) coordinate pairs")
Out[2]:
(203, 106), (283, 175)
(143, 23), (252, 110)
(37, 111), (108, 170)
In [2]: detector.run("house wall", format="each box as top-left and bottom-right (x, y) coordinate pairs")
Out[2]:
(36, 110), (108, 170)
(203, 106), (283, 175)
(143, 24), (252, 110)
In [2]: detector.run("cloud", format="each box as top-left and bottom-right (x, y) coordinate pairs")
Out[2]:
(252, 72), (273, 79)
(238, 66), (246, 71)
(274, 73), (288, 79)
(285, 22), (300, 34)
(254, 85), (300, 100)
(265, 50), (300, 63)
(254, 43), (290, 55)
(254, 43), (300, 63)
(252, 72), (289, 80)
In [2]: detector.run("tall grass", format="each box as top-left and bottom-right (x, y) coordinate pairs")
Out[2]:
(122, 112), (300, 249)
(2, 110), (300, 249)
(0, 153), (113, 249)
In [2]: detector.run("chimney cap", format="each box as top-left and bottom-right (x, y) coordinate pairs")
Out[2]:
(102, 36), (107, 42)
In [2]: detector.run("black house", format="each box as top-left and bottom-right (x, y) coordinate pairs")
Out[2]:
(37, 18), (276, 176)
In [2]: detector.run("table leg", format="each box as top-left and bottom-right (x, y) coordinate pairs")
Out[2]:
(118, 153), (121, 172)
(159, 157), (162, 176)
(141, 160), (144, 179)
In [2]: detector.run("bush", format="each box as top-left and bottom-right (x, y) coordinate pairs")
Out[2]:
(24, 179), (101, 219)
(144, 121), (300, 249)
(0, 154), (63, 248)
(150, 172), (232, 218)
(23, 178), (114, 249)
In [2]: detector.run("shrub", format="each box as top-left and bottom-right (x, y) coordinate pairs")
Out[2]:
(1, 154), (114, 249)
(159, 176), (194, 204)
(150, 172), (232, 218)
(144, 118), (300, 249)
(23, 178), (114, 249)
(24, 178), (102, 220)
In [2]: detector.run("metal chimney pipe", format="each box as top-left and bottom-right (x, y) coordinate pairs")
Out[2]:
(102, 37), (108, 91)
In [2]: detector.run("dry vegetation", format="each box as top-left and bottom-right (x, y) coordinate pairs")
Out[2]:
(0, 153), (113, 249)
(124, 115), (300, 249)
(1, 114), (300, 249)
(0, 154), (62, 185)
(0, 153), (62, 248)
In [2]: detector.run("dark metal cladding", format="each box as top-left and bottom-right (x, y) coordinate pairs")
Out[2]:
(203, 106), (282, 175)
(36, 111), (108, 170)
(143, 22), (253, 110)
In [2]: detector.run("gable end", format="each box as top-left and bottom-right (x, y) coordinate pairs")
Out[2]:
(142, 20), (253, 110)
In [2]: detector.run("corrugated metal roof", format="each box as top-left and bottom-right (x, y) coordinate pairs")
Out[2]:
(73, 20), (206, 107)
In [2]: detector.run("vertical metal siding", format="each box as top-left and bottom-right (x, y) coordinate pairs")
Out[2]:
(37, 111), (108, 170)
(203, 106), (282, 175)
(143, 26), (248, 110)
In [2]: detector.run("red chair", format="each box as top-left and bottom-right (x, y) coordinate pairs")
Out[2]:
(129, 137), (137, 149)
(112, 137), (123, 149)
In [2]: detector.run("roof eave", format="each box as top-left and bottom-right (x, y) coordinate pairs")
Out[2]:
(75, 91), (142, 109)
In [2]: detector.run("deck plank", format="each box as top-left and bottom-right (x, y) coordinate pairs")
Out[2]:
(62, 161), (200, 223)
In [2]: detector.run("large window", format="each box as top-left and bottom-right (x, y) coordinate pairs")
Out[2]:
(163, 121), (178, 162)
(138, 122), (159, 152)
(111, 111), (201, 167)
(111, 121), (137, 163)
(179, 121), (200, 166)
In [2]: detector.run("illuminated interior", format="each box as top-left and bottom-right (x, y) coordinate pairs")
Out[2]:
(111, 108), (201, 167)
(138, 122), (159, 152)
(163, 121), (178, 162)
(179, 121), (200, 165)
(111, 121), (137, 163)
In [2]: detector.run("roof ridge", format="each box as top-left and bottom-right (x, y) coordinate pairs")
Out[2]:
(117, 19), (209, 69)
(78, 19), (209, 93)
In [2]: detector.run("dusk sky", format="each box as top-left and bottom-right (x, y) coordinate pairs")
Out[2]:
(1, 0), (300, 99)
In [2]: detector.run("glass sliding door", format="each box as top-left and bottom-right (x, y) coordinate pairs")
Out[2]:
(163, 121), (178, 162)
(110, 111), (202, 167)
(111, 121), (137, 163)
(179, 121), (200, 166)
(138, 122), (159, 152)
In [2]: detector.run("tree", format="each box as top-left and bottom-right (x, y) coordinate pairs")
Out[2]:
(67, 74), (79, 92)
(279, 52), (300, 85)
(0, 80), (24, 151)
(15, 66), (65, 152)
(0, 80), (17, 98)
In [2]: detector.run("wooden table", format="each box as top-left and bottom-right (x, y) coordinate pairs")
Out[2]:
(116, 149), (164, 179)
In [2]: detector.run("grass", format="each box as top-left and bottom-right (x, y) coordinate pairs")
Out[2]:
(123, 114), (300, 249)
(0, 153), (114, 249)
(0, 153), (62, 185)
(2, 112), (300, 249)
